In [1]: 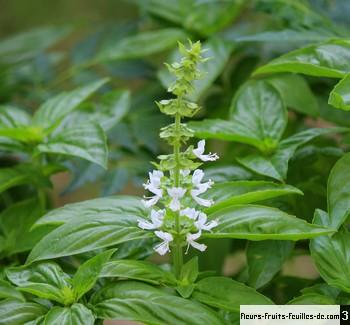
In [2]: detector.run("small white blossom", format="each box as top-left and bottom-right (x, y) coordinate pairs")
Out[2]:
(143, 170), (163, 197)
(167, 187), (186, 211)
(195, 212), (218, 232)
(180, 169), (191, 177)
(180, 207), (199, 220)
(192, 169), (214, 194)
(138, 209), (165, 230)
(154, 231), (173, 255)
(186, 231), (207, 253)
(191, 188), (214, 207)
(193, 140), (219, 162)
(142, 194), (162, 208)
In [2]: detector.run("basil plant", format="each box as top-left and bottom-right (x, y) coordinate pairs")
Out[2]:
(0, 41), (338, 324)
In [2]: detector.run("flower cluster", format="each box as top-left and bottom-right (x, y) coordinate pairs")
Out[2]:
(137, 41), (219, 256)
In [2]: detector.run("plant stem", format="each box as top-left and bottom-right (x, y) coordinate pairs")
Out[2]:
(172, 112), (183, 278)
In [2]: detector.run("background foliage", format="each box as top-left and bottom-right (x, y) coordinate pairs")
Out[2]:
(1, 0), (350, 324)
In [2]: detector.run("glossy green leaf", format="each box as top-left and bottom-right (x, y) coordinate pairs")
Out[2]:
(33, 195), (146, 228)
(205, 181), (303, 214)
(0, 199), (51, 256)
(27, 214), (152, 263)
(327, 152), (350, 229)
(6, 262), (71, 304)
(37, 122), (108, 168)
(159, 37), (233, 101)
(100, 259), (176, 285)
(329, 73), (350, 110)
(266, 74), (319, 116)
(33, 79), (108, 129)
(247, 241), (294, 289)
(91, 281), (224, 325)
(0, 280), (25, 301)
(0, 299), (47, 324)
(288, 294), (335, 305)
(310, 209), (350, 292)
(205, 205), (334, 241)
(192, 277), (273, 312)
(72, 249), (115, 300)
(237, 127), (349, 180)
(43, 304), (94, 325)
(203, 165), (253, 182)
(191, 80), (287, 152)
(96, 28), (187, 62)
(254, 39), (350, 78)
(229, 80), (287, 150)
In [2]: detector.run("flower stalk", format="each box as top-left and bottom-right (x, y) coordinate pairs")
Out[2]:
(138, 40), (219, 279)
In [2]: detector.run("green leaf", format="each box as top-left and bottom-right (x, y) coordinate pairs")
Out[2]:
(237, 127), (349, 180)
(0, 299), (47, 324)
(0, 164), (49, 196)
(91, 281), (225, 325)
(144, 0), (244, 36)
(33, 195), (146, 228)
(235, 29), (334, 43)
(0, 280), (25, 301)
(176, 257), (199, 298)
(0, 105), (31, 128)
(33, 79), (108, 130)
(159, 37), (233, 101)
(0, 127), (44, 143)
(329, 73), (350, 110)
(254, 39), (350, 78)
(205, 205), (334, 241)
(190, 80), (287, 152)
(192, 277), (273, 312)
(205, 181), (303, 214)
(100, 260), (176, 285)
(327, 152), (350, 229)
(266, 74), (319, 116)
(43, 304), (94, 325)
(37, 122), (108, 168)
(229, 80), (287, 151)
(95, 28), (187, 62)
(6, 262), (72, 304)
(247, 241), (294, 289)
(288, 294), (335, 305)
(27, 214), (152, 263)
(72, 249), (115, 300)
(0, 199), (51, 256)
(310, 209), (350, 293)
(0, 26), (70, 65)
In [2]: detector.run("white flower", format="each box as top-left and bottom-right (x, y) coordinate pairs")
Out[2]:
(194, 212), (218, 232)
(142, 194), (162, 208)
(180, 207), (199, 220)
(186, 231), (207, 253)
(143, 170), (163, 197)
(154, 231), (173, 255)
(192, 169), (214, 194)
(138, 209), (165, 230)
(193, 140), (219, 162)
(191, 189), (214, 207)
(180, 169), (191, 177)
(167, 187), (186, 211)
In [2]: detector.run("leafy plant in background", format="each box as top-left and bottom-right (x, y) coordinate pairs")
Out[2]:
(0, 79), (111, 264)
(0, 41), (340, 325)
(1, 0), (350, 323)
